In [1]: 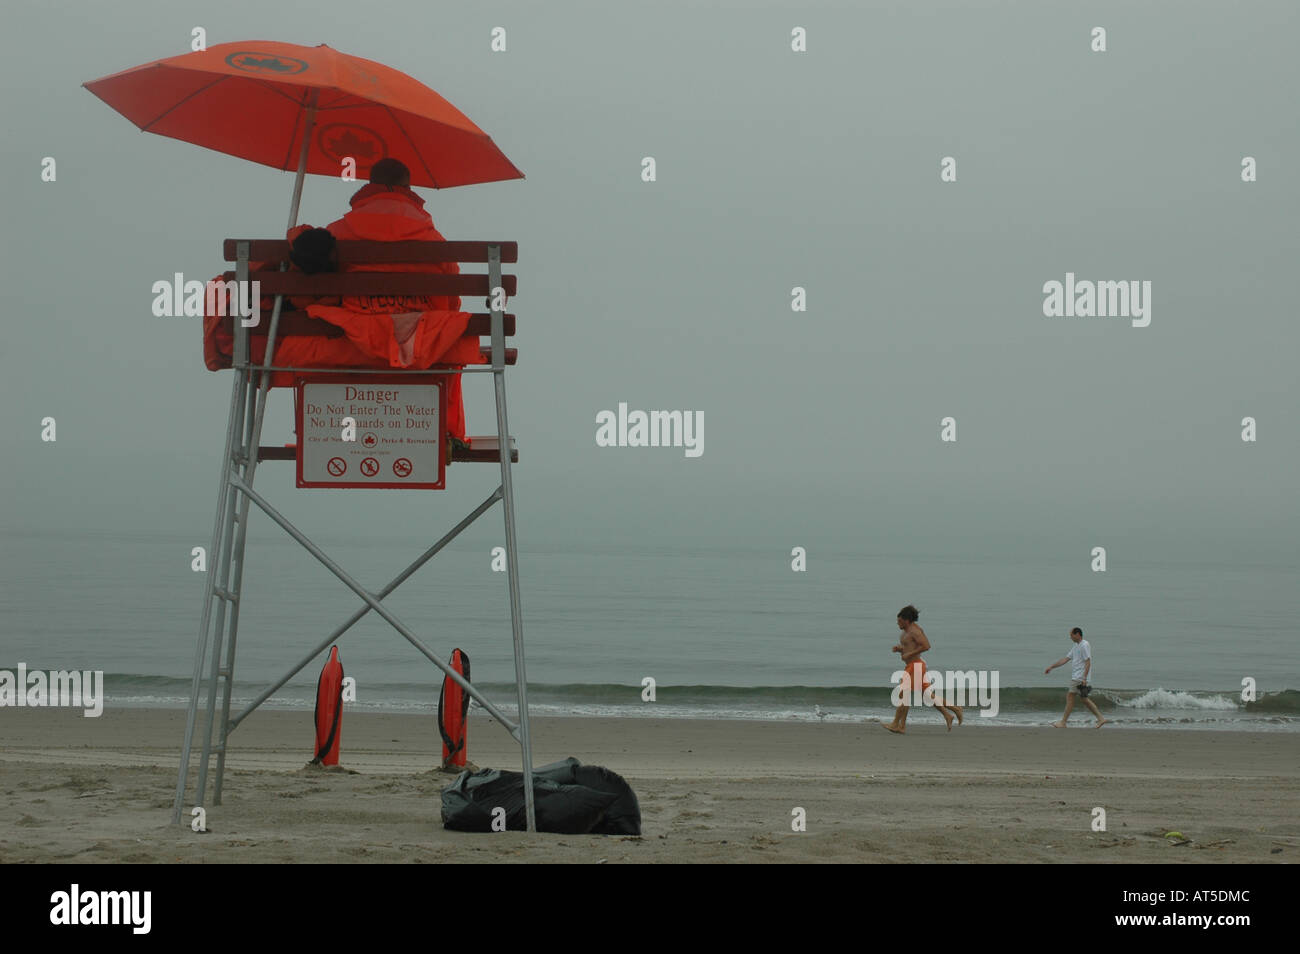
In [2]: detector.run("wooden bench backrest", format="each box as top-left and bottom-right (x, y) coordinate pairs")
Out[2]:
(218, 238), (517, 361)
(222, 239), (517, 299)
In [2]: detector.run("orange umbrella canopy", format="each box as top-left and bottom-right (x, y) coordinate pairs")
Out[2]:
(84, 40), (523, 188)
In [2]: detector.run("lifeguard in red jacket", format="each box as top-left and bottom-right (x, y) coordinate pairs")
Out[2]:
(204, 160), (478, 453)
(295, 158), (478, 451)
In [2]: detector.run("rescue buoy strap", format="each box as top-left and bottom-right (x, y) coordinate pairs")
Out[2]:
(316, 688), (342, 761)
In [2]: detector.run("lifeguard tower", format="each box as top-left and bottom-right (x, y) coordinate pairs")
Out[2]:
(79, 38), (539, 829)
(171, 235), (538, 830)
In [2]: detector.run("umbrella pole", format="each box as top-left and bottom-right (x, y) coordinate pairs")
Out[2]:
(286, 89), (319, 229)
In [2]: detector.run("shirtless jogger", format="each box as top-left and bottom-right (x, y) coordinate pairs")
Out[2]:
(884, 605), (962, 733)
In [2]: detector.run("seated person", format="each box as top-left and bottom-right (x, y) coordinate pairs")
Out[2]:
(204, 159), (479, 459)
(291, 158), (477, 454)
(289, 227), (338, 275)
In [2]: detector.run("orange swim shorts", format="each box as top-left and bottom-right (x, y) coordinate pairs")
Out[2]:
(904, 658), (926, 702)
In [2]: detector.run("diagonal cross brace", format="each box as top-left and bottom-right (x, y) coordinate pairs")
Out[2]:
(227, 473), (522, 738)
(227, 487), (504, 732)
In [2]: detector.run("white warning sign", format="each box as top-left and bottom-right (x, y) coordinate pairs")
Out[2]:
(296, 376), (445, 489)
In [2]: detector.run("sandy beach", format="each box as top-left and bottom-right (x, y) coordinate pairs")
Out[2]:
(1, 708), (1296, 863)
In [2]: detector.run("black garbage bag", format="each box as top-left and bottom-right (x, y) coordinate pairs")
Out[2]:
(441, 757), (641, 835)
(535, 758), (642, 835)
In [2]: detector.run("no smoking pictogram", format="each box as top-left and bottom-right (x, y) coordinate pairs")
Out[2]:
(360, 457), (380, 477)
(392, 457), (413, 478)
(327, 457), (347, 477)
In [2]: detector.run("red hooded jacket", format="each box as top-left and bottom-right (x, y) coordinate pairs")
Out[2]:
(205, 184), (477, 442)
(302, 184), (478, 442)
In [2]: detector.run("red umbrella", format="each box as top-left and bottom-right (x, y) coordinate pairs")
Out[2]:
(84, 40), (523, 224)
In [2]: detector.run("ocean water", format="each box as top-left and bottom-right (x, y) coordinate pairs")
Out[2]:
(1, 527), (1296, 731)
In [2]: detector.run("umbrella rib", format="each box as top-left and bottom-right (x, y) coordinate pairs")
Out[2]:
(140, 72), (232, 132)
(382, 104), (440, 189)
(314, 100), (375, 112)
(258, 80), (322, 107)
(312, 89), (365, 111)
(241, 80), (362, 115)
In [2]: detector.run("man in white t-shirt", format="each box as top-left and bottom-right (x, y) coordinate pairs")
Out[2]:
(1045, 627), (1108, 728)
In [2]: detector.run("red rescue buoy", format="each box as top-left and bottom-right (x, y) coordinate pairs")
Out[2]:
(312, 646), (344, 766)
(438, 648), (471, 769)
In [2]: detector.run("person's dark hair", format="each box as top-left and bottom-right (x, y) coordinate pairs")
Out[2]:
(290, 228), (338, 275)
(897, 605), (919, 623)
(1071, 626), (1084, 637)
(369, 157), (411, 187)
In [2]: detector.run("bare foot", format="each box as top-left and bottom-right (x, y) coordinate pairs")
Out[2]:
(1052, 721), (1067, 728)
(1095, 718), (1109, 729)
(952, 705), (964, 725)
(883, 723), (904, 734)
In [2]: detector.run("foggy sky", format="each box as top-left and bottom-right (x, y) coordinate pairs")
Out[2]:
(2, 0), (1297, 565)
